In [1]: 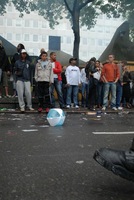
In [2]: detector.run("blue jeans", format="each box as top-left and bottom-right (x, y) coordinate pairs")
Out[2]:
(50, 78), (65, 107)
(103, 82), (116, 108)
(66, 85), (79, 106)
(81, 82), (89, 107)
(116, 81), (122, 108)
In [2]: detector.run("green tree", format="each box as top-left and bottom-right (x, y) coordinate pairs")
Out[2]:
(14, 0), (99, 62)
(100, 0), (134, 41)
(1, 0), (134, 61)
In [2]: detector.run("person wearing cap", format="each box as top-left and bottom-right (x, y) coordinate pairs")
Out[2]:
(0, 40), (11, 98)
(49, 52), (65, 108)
(14, 49), (34, 112)
(11, 43), (30, 97)
(65, 58), (81, 108)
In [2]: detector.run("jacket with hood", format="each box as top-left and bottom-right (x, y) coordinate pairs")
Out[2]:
(35, 59), (53, 83)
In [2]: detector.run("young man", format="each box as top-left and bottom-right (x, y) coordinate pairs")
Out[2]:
(49, 52), (65, 108)
(15, 49), (34, 112)
(35, 51), (53, 113)
(11, 43), (30, 97)
(65, 58), (81, 108)
(101, 54), (120, 111)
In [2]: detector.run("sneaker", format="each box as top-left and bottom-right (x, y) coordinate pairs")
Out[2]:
(117, 106), (123, 110)
(66, 105), (70, 109)
(29, 107), (34, 111)
(93, 148), (134, 182)
(102, 106), (106, 111)
(20, 108), (25, 112)
(0, 95), (2, 98)
(112, 107), (117, 111)
(75, 105), (79, 109)
(38, 107), (43, 112)
(45, 108), (50, 113)
(5, 95), (11, 98)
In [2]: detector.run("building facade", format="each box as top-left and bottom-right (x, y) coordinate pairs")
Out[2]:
(0, 3), (124, 62)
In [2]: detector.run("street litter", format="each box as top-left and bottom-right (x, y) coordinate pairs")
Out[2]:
(22, 129), (38, 132)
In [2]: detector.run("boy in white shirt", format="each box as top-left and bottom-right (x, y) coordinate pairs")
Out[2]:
(65, 58), (81, 108)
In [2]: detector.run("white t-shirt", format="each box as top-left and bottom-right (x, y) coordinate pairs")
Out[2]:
(65, 65), (81, 85)
(52, 62), (58, 78)
(80, 68), (87, 83)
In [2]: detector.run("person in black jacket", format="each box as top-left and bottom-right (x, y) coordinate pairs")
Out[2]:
(11, 43), (31, 97)
(0, 40), (11, 98)
(85, 57), (98, 110)
(14, 49), (34, 112)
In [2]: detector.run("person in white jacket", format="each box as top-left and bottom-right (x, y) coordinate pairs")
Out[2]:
(65, 58), (81, 108)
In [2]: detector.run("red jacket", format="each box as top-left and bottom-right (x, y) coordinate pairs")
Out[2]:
(53, 61), (62, 81)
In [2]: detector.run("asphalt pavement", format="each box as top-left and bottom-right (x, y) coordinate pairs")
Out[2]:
(0, 112), (134, 200)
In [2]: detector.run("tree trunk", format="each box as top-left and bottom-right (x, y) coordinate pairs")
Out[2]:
(72, 9), (80, 66)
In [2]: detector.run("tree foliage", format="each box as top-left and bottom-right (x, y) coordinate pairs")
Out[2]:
(0, 0), (134, 57)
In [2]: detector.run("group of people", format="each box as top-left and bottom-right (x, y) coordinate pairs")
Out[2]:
(81, 55), (133, 111)
(0, 41), (133, 112)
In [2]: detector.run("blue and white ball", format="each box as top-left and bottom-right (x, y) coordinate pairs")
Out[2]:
(47, 108), (66, 126)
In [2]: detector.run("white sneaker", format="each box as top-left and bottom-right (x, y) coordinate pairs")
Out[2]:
(66, 105), (70, 109)
(0, 95), (2, 98)
(29, 108), (34, 111)
(75, 105), (79, 109)
(117, 106), (123, 110)
(112, 107), (117, 111)
(102, 106), (106, 111)
(20, 108), (25, 112)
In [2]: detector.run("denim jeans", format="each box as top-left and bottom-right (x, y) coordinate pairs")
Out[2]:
(66, 85), (79, 106)
(81, 82), (89, 107)
(116, 81), (123, 108)
(103, 82), (116, 108)
(50, 78), (65, 107)
(97, 82), (104, 106)
(0, 68), (2, 83)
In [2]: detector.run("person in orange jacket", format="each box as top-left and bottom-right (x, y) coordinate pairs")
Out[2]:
(49, 52), (65, 108)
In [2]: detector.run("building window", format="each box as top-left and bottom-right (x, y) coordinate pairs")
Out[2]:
(83, 38), (87, 45)
(42, 35), (47, 42)
(16, 34), (21, 41)
(33, 20), (38, 28)
(7, 33), (12, 41)
(90, 39), (95, 45)
(42, 21), (47, 28)
(7, 19), (12, 26)
(97, 39), (102, 46)
(25, 20), (29, 27)
(33, 35), (38, 42)
(24, 34), (29, 41)
(16, 19), (22, 26)
(105, 26), (110, 33)
(0, 18), (3, 26)
(66, 37), (71, 44)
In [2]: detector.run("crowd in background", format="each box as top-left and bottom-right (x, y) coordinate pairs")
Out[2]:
(0, 41), (134, 112)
